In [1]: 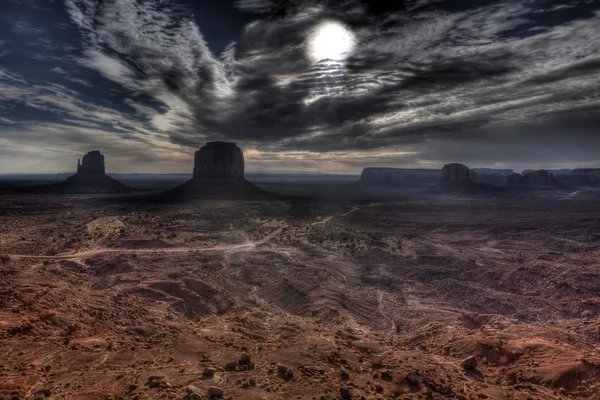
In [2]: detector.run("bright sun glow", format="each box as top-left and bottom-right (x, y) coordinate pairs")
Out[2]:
(307, 20), (356, 63)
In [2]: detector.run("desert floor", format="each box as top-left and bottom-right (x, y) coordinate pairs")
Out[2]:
(1, 190), (599, 400)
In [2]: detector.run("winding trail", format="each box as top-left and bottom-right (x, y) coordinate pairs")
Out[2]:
(377, 290), (396, 333)
(6, 228), (283, 260)
(311, 216), (334, 226)
(340, 207), (360, 216)
(6, 202), (381, 261)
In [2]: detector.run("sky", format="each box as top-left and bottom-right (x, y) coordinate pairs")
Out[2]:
(0, 0), (600, 174)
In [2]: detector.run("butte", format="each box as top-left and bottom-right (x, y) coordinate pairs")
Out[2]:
(16, 150), (129, 193)
(167, 142), (270, 199)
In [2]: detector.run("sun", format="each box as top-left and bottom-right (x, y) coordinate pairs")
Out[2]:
(307, 20), (356, 63)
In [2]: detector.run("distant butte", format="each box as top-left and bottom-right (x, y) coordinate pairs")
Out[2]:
(61, 150), (128, 191)
(428, 163), (496, 196)
(507, 169), (565, 189)
(440, 163), (474, 184)
(77, 150), (106, 175)
(168, 142), (271, 199)
(193, 142), (245, 180)
(17, 150), (129, 193)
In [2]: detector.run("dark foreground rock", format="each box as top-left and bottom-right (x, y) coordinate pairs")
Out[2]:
(461, 356), (478, 370)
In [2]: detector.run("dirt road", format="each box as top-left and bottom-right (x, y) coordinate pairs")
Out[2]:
(6, 203), (373, 260)
(7, 228), (283, 260)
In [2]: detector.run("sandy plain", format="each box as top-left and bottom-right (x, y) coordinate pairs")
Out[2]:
(0, 186), (599, 400)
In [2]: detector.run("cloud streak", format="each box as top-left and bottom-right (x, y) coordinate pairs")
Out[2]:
(1, 0), (600, 173)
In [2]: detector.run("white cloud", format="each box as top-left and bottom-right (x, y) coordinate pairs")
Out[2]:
(3, 0), (600, 172)
(50, 66), (66, 74)
(78, 50), (141, 90)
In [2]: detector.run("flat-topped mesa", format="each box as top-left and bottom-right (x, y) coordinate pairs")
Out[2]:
(522, 169), (557, 186)
(508, 169), (557, 186)
(441, 163), (473, 183)
(63, 150), (127, 191)
(167, 142), (270, 199)
(428, 163), (492, 195)
(78, 150), (105, 175)
(558, 169), (600, 187)
(17, 150), (129, 193)
(506, 173), (523, 186)
(193, 142), (245, 180)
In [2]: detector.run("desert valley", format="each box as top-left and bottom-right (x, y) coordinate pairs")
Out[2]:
(0, 143), (599, 400)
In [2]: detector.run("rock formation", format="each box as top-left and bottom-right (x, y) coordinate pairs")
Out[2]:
(359, 168), (440, 186)
(62, 150), (127, 191)
(555, 169), (600, 187)
(472, 172), (510, 186)
(78, 150), (105, 175)
(522, 170), (557, 185)
(18, 150), (128, 193)
(193, 142), (245, 180)
(428, 163), (498, 196)
(168, 142), (270, 199)
(507, 170), (559, 187)
(441, 163), (472, 183)
(506, 173), (523, 186)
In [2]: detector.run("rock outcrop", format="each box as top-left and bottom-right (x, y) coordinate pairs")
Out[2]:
(472, 172), (510, 186)
(359, 168), (439, 186)
(168, 142), (270, 199)
(428, 163), (497, 196)
(506, 173), (523, 186)
(522, 170), (556, 185)
(17, 150), (129, 193)
(78, 150), (105, 175)
(62, 150), (127, 191)
(508, 170), (559, 187)
(471, 168), (513, 186)
(193, 142), (244, 180)
(441, 163), (472, 183)
(555, 169), (600, 187)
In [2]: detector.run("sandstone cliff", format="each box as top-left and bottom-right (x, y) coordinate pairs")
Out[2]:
(78, 150), (105, 175)
(506, 173), (524, 186)
(507, 170), (558, 186)
(169, 142), (270, 199)
(427, 163), (499, 196)
(193, 142), (245, 180)
(19, 151), (128, 193)
(441, 163), (472, 183)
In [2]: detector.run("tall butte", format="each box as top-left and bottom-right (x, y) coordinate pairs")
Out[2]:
(193, 142), (245, 180)
(17, 150), (129, 193)
(62, 150), (128, 191)
(77, 150), (106, 175)
(169, 142), (269, 198)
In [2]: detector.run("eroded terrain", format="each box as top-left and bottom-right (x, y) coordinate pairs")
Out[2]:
(1, 193), (600, 400)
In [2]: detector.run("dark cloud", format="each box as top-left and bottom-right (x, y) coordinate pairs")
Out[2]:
(1, 0), (600, 173)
